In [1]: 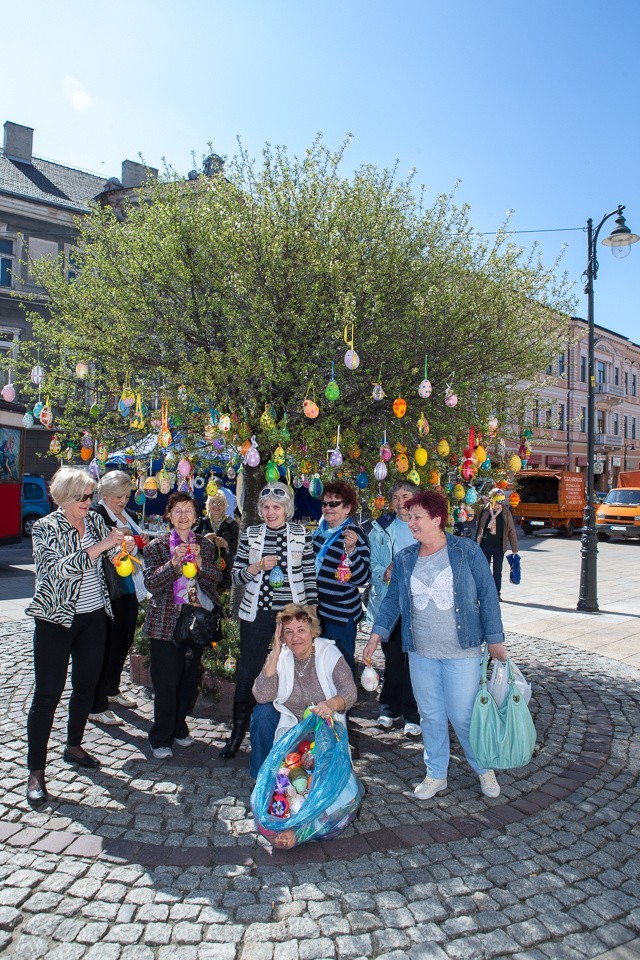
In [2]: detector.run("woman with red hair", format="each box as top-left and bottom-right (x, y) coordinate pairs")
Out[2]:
(363, 490), (507, 802)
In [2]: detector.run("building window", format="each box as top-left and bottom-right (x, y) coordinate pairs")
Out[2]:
(533, 399), (540, 428)
(580, 356), (587, 382)
(612, 413), (619, 436)
(558, 403), (565, 432)
(633, 418), (637, 441)
(596, 360), (606, 384)
(625, 371), (629, 393)
(0, 238), (14, 287)
(625, 416), (629, 439)
(558, 353), (565, 377)
(545, 404), (553, 429)
(596, 411), (605, 434)
(0, 331), (19, 387)
(614, 367), (620, 386)
(580, 406), (587, 433)
(633, 374), (637, 397)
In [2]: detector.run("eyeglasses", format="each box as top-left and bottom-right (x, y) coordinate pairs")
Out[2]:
(74, 493), (94, 503)
(260, 487), (287, 499)
(280, 611), (311, 625)
(322, 500), (344, 509)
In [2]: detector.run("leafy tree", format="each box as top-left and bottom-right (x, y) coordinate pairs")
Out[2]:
(16, 135), (574, 515)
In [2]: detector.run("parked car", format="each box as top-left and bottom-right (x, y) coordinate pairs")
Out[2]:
(22, 474), (52, 536)
(596, 471), (640, 541)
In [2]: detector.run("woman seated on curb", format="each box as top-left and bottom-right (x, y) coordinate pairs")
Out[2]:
(249, 603), (357, 778)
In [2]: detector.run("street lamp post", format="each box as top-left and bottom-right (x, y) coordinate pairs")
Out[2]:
(577, 205), (639, 612)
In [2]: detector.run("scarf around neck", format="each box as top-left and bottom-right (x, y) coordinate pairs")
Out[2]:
(170, 529), (196, 604)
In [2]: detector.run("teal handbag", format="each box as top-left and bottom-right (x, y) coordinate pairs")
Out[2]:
(469, 647), (536, 770)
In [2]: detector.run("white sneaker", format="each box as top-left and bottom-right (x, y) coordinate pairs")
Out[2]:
(479, 771), (501, 798)
(109, 692), (138, 708)
(414, 776), (447, 800)
(174, 736), (194, 747)
(403, 722), (421, 738)
(88, 710), (123, 726)
(152, 747), (173, 760)
(376, 715), (400, 729)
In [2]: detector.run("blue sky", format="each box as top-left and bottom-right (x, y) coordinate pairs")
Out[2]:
(4, 0), (639, 342)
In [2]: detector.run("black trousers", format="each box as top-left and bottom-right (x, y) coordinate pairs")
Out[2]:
(92, 593), (139, 712)
(481, 542), (505, 595)
(234, 609), (278, 707)
(27, 611), (107, 770)
(379, 619), (419, 724)
(149, 638), (204, 748)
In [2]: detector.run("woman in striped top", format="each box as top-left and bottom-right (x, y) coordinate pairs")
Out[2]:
(220, 482), (317, 760)
(25, 467), (126, 804)
(312, 480), (370, 676)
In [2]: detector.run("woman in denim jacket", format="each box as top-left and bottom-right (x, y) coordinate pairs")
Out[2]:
(363, 490), (507, 802)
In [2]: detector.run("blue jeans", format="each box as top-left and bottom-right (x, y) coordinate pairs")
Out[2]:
(249, 702), (280, 778)
(320, 617), (357, 678)
(408, 653), (488, 779)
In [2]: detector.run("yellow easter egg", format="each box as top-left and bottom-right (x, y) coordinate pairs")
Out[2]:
(415, 446), (428, 467)
(182, 561), (198, 579)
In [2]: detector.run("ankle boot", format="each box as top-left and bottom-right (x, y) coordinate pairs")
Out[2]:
(219, 702), (252, 759)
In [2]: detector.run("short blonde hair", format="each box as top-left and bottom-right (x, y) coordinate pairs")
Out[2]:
(50, 467), (96, 507)
(206, 493), (227, 512)
(98, 470), (132, 499)
(275, 603), (321, 639)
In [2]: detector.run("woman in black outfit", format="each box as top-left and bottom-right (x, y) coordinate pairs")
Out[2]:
(194, 491), (239, 592)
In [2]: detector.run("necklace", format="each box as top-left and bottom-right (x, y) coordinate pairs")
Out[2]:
(294, 653), (314, 680)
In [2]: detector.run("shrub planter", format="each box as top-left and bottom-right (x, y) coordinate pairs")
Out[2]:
(129, 652), (153, 689)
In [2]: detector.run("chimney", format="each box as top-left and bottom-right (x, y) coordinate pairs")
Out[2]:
(121, 159), (158, 189)
(3, 121), (34, 164)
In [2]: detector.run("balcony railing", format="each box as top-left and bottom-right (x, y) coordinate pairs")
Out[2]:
(595, 433), (622, 447)
(595, 383), (625, 399)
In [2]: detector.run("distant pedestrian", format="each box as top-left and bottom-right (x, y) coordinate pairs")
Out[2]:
(475, 488), (519, 598)
(25, 467), (126, 804)
(363, 490), (507, 802)
(194, 491), (239, 592)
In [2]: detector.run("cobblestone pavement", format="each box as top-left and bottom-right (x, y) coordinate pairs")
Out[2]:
(1, 620), (639, 959)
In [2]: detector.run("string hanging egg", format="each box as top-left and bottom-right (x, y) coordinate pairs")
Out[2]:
(343, 322), (359, 368)
(392, 397), (407, 418)
(23, 412), (34, 429)
(265, 460), (279, 482)
(436, 439), (450, 458)
(372, 383), (386, 401)
(444, 388), (458, 407)
(309, 474), (324, 499)
(1, 383), (15, 402)
(414, 445), (428, 467)
(30, 365), (45, 385)
(356, 467), (369, 489)
(244, 437), (261, 467)
(374, 460), (388, 482)
(407, 467), (421, 485)
(418, 378), (432, 399)
(416, 412), (430, 435)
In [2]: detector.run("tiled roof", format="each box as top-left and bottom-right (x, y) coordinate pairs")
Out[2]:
(0, 153), (108, 212)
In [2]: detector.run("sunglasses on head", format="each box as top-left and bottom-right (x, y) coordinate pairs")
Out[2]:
(261, 487), (287, 499)
(280, 611), (311, 625)
(322, 500), (344, 509)
(74, 493), (93, 503)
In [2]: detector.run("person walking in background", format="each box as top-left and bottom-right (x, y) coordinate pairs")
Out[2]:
(475, 488), (519, 599)
(25, 467), (125, 804)
(89, 470), (148, 726)
(312, 481), (370, 678)
(222, 483), (317, 760)
(363, 490), (507, 802)
(365, 481), (421, 737)
(194, 491), (239, 592)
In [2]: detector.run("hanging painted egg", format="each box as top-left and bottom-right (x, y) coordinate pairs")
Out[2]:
(309, 475), (324, 499)
(427, 469), (440, 486)
(522, 428), (533, 439)
(49, 435), (61, 454)
(1, 383), (15, 402)
(88, 458), (102, 480)
(75, 361), (89, 380)
(329, 449), (343, 468)
(23, 413), (34, 429)
(418, 378), (432, 399)
(97, 442), (108, 462)
(361, 665), (380, 692)
(325, 380), (340, 402)
(509, 492), (521, 508)
(182, 560), (198, 578)
(274, 444), (286, 465)
(335, 554), (352, 582)
(453, 483), (466, 500)
(436, 439), (450, 458)
(134, 490), (146, 505)
(33, 400), (44, 419)
(143, 476), (159, 499)
(120, 387), (135, 408)
(407, 468), (421, 485)
(260, 405), (276, 430)
(474, 444), (487, 464)
(240, 439), (252, 457)
(356, 468), (369, 489)
(177, 458), (192, 478)
(269, 565), (285, 588)
(415, 446), (428, 467)
(219, 415), (231, 432)
(374, 460), (388, 481)
(81, 432), (93, 449)
(444, 389), (458, 408)
(30, 365), (45, 385)
(393, 397), (407, 418)
(416, 413), (430, 435)
(223, 655), (237, 674)
(64, 446), (74, 462)
(461, 459), (475, 482)
(487, 416), (499, 435)
(245, 444), (261, 468)
(226, 466), (236, 480)
(481, 457), (491, 471)
(374, 494), (386, 511)
(465, 487), (478, 505)
(303, 398), (319, 419)
(118, 400), (130, 419)
(372, 383), (386, 401)
(395, 453), (409, 473)
(265, 461), (279, 482)
(508, 454), (522, 473)
(89, 401), (100, 419)
(157, 470), (172, 495)
(344, 349), (360, 369)
(206, 477), (219, 497)
(40, 406), (53, 428)
(80, 446), (92, 462)
(380, 443), (392, 462)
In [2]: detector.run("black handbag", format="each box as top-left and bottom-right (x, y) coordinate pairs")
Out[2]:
(101, 553), (128, 601)
(173, 604), (222, 649)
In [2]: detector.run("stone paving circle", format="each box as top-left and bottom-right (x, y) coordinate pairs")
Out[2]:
(0, 619), (639, 959)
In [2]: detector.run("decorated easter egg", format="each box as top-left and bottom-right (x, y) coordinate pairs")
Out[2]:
(325, 380), (340, 402)
(80, 446), (92, 462)
(33, 400), (44, 419)
(265, 461), (279, 483)
(88, 458), (102, 480)
(268, 794), (289, 818)
(301, 750), (315, 771)
(436, 439), (450, 458)
(49, 435), (61, 455)
(223, 656), (236, 674)
(474, 444), (487, 464)
(329, 449), (343, 468)
(285, 753), (301, 769)
(415, 445), (428, 467)
(395, 453), (409, 473)
(303, 398), (319, 419)
(116, 556), (134, 577)
(268, 565), (285, 588)
(417, 413), (430, 435)
(418, 378), (432, 398)
(372, 383), (386, 401)
(356, 468), (369, 489)
(508, 454), (522, 473)
(30, 365), (45, 385)
(143, 476), (158, 499)
(309, 474), (324, 499)
(39, 405), (53, 428)
(23, 413), (34, 429)
(344, 349), (360, 369)
(379, 443), (392, 462)
(206, 478), (219, 497)
(361, 665), (379, 692)
(245, 445), (261, 468)
(1, 383), (15, 402)
(465, 487), (478, 505)
(374, 460), (388, 481)
(453, 483), (466, 500)
(509, 492), (521, 508)
(461, 459), (475, 481)
(219, 415), (231, 432)
(407, 468), (421, 485)
(487, 416), (499, 434)
(177, 458), (192, 478)
(182, 561), (198, 579)
(393, 397), (407, 418)
(374, 494), (386, 511)
(428, 469), (440, 485)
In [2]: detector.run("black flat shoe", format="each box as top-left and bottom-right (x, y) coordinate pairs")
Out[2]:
(26, 783), (48, 803)
(63, 747), (100, 769)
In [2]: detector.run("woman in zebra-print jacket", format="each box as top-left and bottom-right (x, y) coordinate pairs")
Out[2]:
(25, 467), (127, 805)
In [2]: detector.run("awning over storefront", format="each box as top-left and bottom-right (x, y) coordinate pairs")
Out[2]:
(575, 456), (588, 467)
(525, 456), (542, 466)
(546, 455), (568, 466)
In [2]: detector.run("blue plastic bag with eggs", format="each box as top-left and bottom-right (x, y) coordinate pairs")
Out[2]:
(250, 714), (364, 850)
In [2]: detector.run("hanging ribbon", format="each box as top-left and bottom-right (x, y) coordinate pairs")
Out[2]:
(343, 324), (354, 351)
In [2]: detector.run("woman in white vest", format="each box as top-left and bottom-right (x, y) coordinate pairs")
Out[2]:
(250, 603), (357, 777)
(220, 483), (318, 760)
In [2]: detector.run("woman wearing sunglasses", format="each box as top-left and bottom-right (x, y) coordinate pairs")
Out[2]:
(221, 482), (317, 760)
(249, 604), (357, 777)
(312, 481), (370, 676)
(25, 467), (126, 804)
